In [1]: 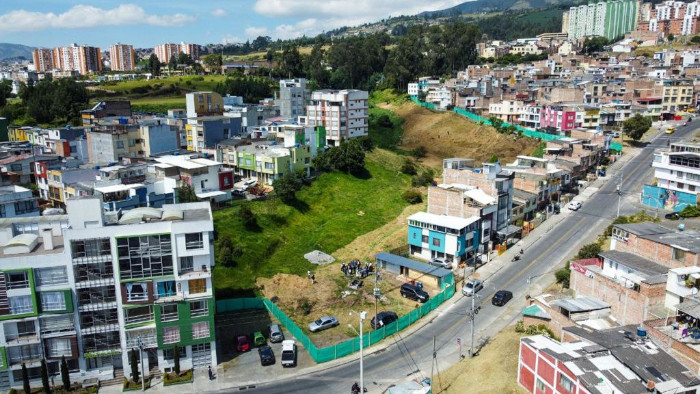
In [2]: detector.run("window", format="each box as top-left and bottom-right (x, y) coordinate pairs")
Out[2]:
(46, 338), (71, 357)
(189, 279), (206, 294)
(180, 256), (194, 274)
(71, 238), (111, 259)
(190, 300), (208, 317)
(9, 296), (33, 315)
(14, 201), (36, 215)
(192, 322), (210, 339)
(117, 235), (173, 280)
(40, 292), (66, 311)
(559, 374), (574, 393)
(264, 162), (274, 170)
(6, 272), (29, 289)
(125, 282), (149, 302)
(162, 326), (180, 344)
(536, 379), (546, 392)
(422, 235), (428, 243)
(163, 346), (187, 360)
(34, 267), (68, 286)
(124, 305), (153, 324)
(161, 304), (178, 322)
(673, 247), (686, 262)
(116, 141), (124, 149)
(10, 164), (22, 172)
(0, 204), (5, 218)
(432, 238), (441, 247)
(185, 233), (203, 250)
(156, 281), (176, 298)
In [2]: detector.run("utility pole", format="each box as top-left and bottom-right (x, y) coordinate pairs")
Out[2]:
(616, 170), (623, 218)
(138, 336), (145, 392)
(467, 295), (481, 357)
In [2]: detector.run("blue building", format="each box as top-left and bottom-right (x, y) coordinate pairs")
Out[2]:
(93, 182), (175, 212)
(0, 185), (39, 218)
(407, 211), (481, 266)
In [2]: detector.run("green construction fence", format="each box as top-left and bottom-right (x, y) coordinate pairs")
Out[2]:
(216, 275), (455, 363)
(412, 96), (622, 151)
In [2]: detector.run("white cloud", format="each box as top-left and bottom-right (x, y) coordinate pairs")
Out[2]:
(0, 4), (196, 32)
(245, 26), (269, 38)
(253, 0), (467, 19)
(211, 9), (227, 17)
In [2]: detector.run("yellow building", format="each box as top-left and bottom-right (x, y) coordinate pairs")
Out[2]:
(8, 126), (31, 142)
(660, 79), (694, 113)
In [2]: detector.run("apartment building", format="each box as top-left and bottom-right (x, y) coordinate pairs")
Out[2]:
(32, 49), (54, 73)
(154, 44), (180, 63)
(441, 159), (514, 238)
(81, 101), (132, 126)
(645, 140), (700, 212)
(186, 92), (224, 123)
(305, 90), (369, 146)
(51, 45), (101, 75)
(659, 79), (693, 113)
(489, 100), (524, 123)
(540, 106), (583, 132)
(223, 142), (312, 186)
(0, 186), (39, 218)
(179, 42), (201, 60)
(109, 44), (135, 72)
(0, 198), (216, 389)
(46, 168), (98, 208)
(407, 211), (481, 266)
(427, 184), (497, 246)
(185, 116), (239, 152)
(153, 155), (233, 202)
(279, 79), (310, 119)
(86, 123), (178, 164)
(566, 0), (640, 40)
(610, 222), (700, 269)
(639, 0), (700, 35)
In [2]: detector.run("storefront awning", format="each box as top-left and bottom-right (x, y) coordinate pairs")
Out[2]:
(497, 225), (522, 237)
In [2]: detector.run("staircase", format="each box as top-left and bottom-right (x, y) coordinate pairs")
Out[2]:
(148, 365), (162, 380)
(100, 368), (124, 387)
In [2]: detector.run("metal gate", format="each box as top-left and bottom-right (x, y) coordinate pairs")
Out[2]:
(191, 343), (211, 368)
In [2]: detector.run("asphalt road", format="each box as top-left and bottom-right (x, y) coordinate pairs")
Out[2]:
(225, 122), (696, 394)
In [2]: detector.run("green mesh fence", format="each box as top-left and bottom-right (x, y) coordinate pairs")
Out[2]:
(217, 281), (456, 363)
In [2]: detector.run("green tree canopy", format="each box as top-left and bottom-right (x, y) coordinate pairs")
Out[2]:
(147, 54), (161, 76)
(622, 114), (652, 141)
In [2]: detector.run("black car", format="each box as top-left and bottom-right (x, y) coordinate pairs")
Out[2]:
(665, 212), (681, 220)
(371, 311), (398, 329)
(258, 345), (275, 366)
(400, 283), (429, 303)
(491, 290), (513, 306)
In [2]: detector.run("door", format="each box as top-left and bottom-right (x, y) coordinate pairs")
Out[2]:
(191, 343), (211, 368)
(147, 349), (158, 369)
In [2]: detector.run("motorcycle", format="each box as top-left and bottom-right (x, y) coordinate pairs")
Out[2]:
(512, 255), (521, 262)
(351, 382), (367, 393)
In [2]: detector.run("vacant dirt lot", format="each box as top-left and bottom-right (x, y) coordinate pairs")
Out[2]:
(380, 102), (539, 170)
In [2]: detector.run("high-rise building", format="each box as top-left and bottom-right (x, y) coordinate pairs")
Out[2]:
(566, 0), (640, 40)
(179, 42), (201, 60)
(32, 49), (55, 72)
(305, 89), (369, 146)
(75, 45), (102, 75)
(638, 0), (700, 36)
(44, 44), (101, 75)
(279, 79), (310, 120)
(0, 198), (216, 390)
(154, 43), (180, 63)
(109, 43), (135, 71)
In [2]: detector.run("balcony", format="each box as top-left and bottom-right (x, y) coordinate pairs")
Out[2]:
(7, 344), (42, 365)
(162, 330), (180, 345)
(126, 329), (157, 349)
(5, 331), (39, 343)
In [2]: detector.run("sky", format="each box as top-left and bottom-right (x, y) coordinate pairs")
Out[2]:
(0, 0), (470, 49)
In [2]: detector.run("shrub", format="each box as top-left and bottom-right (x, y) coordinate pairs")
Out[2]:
(576, 242), (602, 259)
(400, 160), (417, 175)
(164, 370), (193, 386)
(298, 298), (313, 315)
(680, 205), (700, 218)
(515, 320), (525, 333)
(401, 190), (423, 204)
(412, 146), (427, 158)
(239, 205), (258, 230)
(555, 262), (571, 288)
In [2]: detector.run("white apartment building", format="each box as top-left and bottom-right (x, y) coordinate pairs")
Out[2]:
(0, 198), (216, 390)
(489, 100), (525, 123)
(665, 266), (700, 309)
(519, 105), (542, 129)
(154, 44), (180, 63)
(306, 90), (369, 146)
(426, 87), (453, 110)
(648, 141), (700, 210)
(279, 79), (309, 120)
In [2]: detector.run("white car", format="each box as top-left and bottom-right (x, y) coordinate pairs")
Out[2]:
(243, 179), (258, 187)
(567, 201), (582, 211)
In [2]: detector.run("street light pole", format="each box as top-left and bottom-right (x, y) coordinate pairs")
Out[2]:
(467, 295), (480, 357)
(138, 336), (145, 392)
(616, 170), (623, 218)
(349, 310), (367, 392)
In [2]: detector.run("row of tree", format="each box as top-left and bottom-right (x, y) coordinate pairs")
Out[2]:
(19, 356), (71, 394)
(0, 77), (89, 125)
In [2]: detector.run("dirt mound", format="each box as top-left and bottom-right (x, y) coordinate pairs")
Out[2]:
(382, 102), (539, 170)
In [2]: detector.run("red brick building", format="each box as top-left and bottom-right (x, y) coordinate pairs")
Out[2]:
(610, 222), (700, 269)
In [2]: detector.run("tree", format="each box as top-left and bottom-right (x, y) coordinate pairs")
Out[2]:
(130, 348), (140, 382)
(168, 55), (177, 71)
(173, 345), (181, 375)
(41, 359), (50, 394)
(555, 263), (571, 288)
(692, 35), (700, 44)
(177, 52), (194, 67)
(60, 356), (70, 390)
(22, 363), (30, 394)
(330, 139), (366, 175)
(576, 242), (602, 259)
(668, 33), (675, 42)
(215, 234), (242, 267)
(275, 45), (304, 78)
(0, 79), (12, 108)
(239, 205), (258, 230)
(622, 114), (652, 142)
(147, 54), (161, 77)
(202, 54), (223, 73)
(582, 36), (610, 53)
(489, 116), (504, 131)
(272, 170), (305, 204)
(488, 154), (499, 163)
(176, 184), (198, 203)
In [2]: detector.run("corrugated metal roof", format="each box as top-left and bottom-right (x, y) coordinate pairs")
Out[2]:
(551, 297), (610, 313)
(522, 304), (552, 319)
(375, 252), (452, 278)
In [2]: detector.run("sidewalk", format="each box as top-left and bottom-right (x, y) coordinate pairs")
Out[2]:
(100, 147), (648, 394)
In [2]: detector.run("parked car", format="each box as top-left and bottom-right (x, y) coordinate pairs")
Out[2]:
(308, 316), (339, 332)
(258, 345), (275, 366)
(370, 311), (398, 329)
(429, 257), (452, 270)
(491, 290), (513, 306)
(553, 203), (561, 214)
(567, 201), (582, 211)
(462, 279), (483, 297)
(253, 331), (266, 347)
(243, 179), (258, 187)
(400, 283), (430, 303)
(269, 323), (284, 343)
(665, 212), (681, 220)
(281, 340), (297, 367)
(236, 335), (250, 352)
(666, 126), (675, 134)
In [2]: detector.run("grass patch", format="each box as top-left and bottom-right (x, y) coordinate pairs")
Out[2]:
(212, 149), (411, 297)
(130, 96), (186, 114)
(369, 106), (404, 149)
(95, 75), (227, 93)
(122, 378), (151, 392)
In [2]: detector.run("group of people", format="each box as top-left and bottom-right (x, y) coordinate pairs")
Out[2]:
(341, 260), (374, 278)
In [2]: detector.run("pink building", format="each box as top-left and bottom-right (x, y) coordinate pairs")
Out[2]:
(539, 106), (582, 132)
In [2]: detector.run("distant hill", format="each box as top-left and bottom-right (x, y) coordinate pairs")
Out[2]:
(0, 43), (35, 61)
(420, 0), (571, 16)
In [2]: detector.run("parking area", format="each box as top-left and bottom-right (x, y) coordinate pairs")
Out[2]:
(215, 309), (315, 380)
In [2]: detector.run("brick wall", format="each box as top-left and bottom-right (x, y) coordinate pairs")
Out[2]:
(427, 187), (480, 219)
(644, 317), (700, 374)
(442, 169), (495, 195)
(570, 269), (665, 325)
(523, 298), (577, 339)
(613, 234), (699, 269)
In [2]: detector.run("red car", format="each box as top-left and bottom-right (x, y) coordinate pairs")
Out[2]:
(236, 335), (250, 352)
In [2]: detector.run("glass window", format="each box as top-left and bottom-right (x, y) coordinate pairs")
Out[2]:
(163, 346), (186, 360)
(9, 296), (33, 315)
(34, 267), (68, 286)
(125, 282), (149, 302)
(117, 235), (173, 280)
(180, 257), (194, 274)
(40, 292), (66, 311)
(6, 271), (29, 289)
(161, 304), (178, 322)
(162, 326), (180, 344)
(46, 338), (71, 358)
(536, 379), (546, 392)
(192, 322), (210, 339)
(190, 300), (208, 317)
(189, 279), (206, 294)
(673, 247), (686, 262)
(185, 233), (203, 250)
(559, 374), (574, 392)
(156, 281), (176, 298)
(432, 238), (441, 247)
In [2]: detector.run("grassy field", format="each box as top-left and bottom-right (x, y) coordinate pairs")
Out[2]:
(212, 149), (412, 297)
(94, 75), (227, 93)
(130, 96), (186, 114)
(433, 325), (527, 394)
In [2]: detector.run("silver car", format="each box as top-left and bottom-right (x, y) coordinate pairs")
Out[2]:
(269, 323), (284, 343)
(308, 316), (339, 333)
(462, 279), (483, 296)
(429, 257), (452, 270)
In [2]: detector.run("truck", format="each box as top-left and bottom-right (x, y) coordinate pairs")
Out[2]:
(281, 340), (297, 367)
